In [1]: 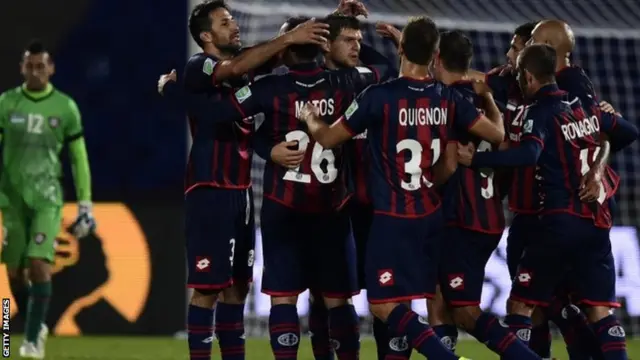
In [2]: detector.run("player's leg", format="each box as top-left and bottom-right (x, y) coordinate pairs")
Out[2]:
(21, 205), (60, 358)
(308, 290), (333, 360)
(216, 188), (256, 360)
(313, 208), (360, 360)
(1, 200), (30, 324)
(260, 198), (306, 359)
(366, 211), (462, 360)
(185, 188), (239, 360)
(440, 227), (539, 359)
(572, 225), (628, 360)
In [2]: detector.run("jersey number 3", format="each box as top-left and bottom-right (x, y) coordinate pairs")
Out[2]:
(397, 138), (440, 191)
(282, 130), (338, 184)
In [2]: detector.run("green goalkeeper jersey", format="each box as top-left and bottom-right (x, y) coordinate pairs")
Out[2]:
(0, 84), (83, 208)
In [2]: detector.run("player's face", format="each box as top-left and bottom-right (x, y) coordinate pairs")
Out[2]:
(327, 28), (362, 68)
(506, 35), (526, 68)
(21, 52), (54, 90)
(527, 25), (544, 46)
(209, 8), (241, 54)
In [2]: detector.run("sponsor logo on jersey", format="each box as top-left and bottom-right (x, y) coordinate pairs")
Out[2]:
(9, 113), (25, 124)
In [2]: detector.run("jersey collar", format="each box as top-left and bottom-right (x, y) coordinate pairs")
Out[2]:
(21, 83), (54, 102)
(532, 83), (565, 101)
(288, 61), (323, 75)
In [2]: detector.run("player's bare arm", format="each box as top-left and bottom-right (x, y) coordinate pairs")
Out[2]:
(270, 141), (305, 169)
(375, 22), (401, 46)
(298, 102), (351, 149)
(579, 133), (611, 202)
(215, 20), (329, 81)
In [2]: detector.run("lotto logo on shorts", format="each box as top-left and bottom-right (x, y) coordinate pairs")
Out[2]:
(195, 256), (211, 272)
(448, 274), (465, 290)
(516, 269), (532, 287)
(378, 269), (394, 286)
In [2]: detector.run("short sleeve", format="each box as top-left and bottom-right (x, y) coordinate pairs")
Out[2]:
(227, 77), (273, 119)
(64, 98), (83, 141)
(349, 67), (379, 94)
(450, 90), (482, 133)
(520, 106), (547, 145)
(340, 85), (377, 136)
(184, 56), (219, 92)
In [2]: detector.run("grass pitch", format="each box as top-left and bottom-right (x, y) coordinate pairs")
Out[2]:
(7, 336), (640, 359)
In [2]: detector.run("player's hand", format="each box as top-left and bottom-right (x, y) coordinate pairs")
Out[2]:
(297, 102), (320, 124)
(336, 0), (369, 18)
(472, 80), (492, 97)
(271, 141), (306, 169)
(70, 201), (97, 239)
(579, 168), (603, 202)
(285, 19), (329, 47)
(157, 69), (177, 95)
(599, 101), (621, 117)
(499, 64), (513, 76)
(457, 143), (475, 166)
(376, 23), (402, 45)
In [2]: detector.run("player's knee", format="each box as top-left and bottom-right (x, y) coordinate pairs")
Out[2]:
(28, 258), (52, 282)
(369, 302), (398, 322)
(6, 267), (22, 281)
(271, 296), (298, 306)
(190, 289), (219, 308)
(584, 305), (612, 323)
(221, 282), (250, 304)
(426, 292), (451, 325)
(508, 298), (535, 317)
(323, 296), (350, 309)
(450, 306), (481, 331)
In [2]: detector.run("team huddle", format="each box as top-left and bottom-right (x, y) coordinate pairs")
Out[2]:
(158, 0), (639, 359)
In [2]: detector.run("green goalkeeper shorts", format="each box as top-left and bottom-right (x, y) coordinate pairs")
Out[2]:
(1, 192), (61, 270)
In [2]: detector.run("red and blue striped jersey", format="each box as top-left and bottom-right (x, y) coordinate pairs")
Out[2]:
(445, 81), (505, 233)
(338, 77), (482, 218)
(524, 85), (605, 224)
(216, 62), (379, 212)
(485, 65), (538, 214)
(183, 52), (253, 193)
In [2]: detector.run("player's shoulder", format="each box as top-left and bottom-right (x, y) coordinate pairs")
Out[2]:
(557, 65), (596, 96)
(186, 52), (218, 73)
(0, 86), (23, 102)
(50, 88), (80, 109)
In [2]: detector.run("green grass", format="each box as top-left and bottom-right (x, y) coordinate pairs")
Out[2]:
(7, 336), (640, 359)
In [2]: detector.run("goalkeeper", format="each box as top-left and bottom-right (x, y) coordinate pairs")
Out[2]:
(0, 40), (95, 360)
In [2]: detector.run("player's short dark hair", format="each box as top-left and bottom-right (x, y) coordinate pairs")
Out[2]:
(514, 21), (537, 44)
(438, 31), (473, 73)
(518, 44), (556, 83)
(189, 0), (229, 47)
(283, 16), (321, 61)
(324, 14), (360, 42)
(400, 16), (439, 65)
(24, 39), (52, 62)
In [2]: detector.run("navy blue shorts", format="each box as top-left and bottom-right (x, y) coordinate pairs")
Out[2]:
(506, 214), (541, 278)
(510, 213), (619, 308)
(439, 226), (501, 306)
(185, 187), (255, 291)
(348, 200), (373, 289)
(365, 210), (442, 303)
(260, 198), (358, 298)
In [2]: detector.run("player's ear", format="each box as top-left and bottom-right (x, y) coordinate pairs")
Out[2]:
(49, 62), (56, 76)
(199, 31), (213, 44)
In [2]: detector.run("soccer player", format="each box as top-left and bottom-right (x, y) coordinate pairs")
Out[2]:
(0, 40), (95, 359)
(297, 16), (511, 360)
(428, 30), (543, 360)
(177, 16), (386, 360)
(460, 43), (630, 360)
(175, 2), (329, 360)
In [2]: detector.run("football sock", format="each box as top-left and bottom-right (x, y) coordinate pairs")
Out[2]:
(385, 328), (412, 360)
(215, 303), (246, 360)
(269, 304), (300, 360)
(504, 314), (532, 346)
(309, 299), (334, 360)
(25, 281), (51, 343)
(386, 304), (458, 360)
(548, 304), (602, 360)
(471, 312), (540, 359)
(187, 304), (215, 360)
(8, 278), (29, 321)
(433, 324), (459, 352)
(372, 317), (389, 360)
(591, 314), (628, 360)
(328, 304), (360, 360)
(529, 322), (552, 359)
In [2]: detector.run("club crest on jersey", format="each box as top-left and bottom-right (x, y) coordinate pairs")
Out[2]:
(48, 117), (60, 128)
(9, 113), (25, 124)
(202, 58), (215, 75)
(235, 86), (252, 104)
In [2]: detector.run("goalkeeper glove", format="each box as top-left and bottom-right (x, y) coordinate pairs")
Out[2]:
(70, 201), (96, 238)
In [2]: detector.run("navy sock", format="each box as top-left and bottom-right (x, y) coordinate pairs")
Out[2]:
(309, 299), (334, 360)
(505, 314), (532, 346)
(471, 312), (540, 359)
(215, 303), (246, 360)
(372, 317), (389, 360)
(269, 304), (301, 360)
(187, 304), (215, 360)
(328, 305), (360, 360)
(529, 322), (552, 359)
(549, 304), (601, 360)
(386, 304), (458, 360)
(433, 324), (458, 352)
(590, 314), (628, 360)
